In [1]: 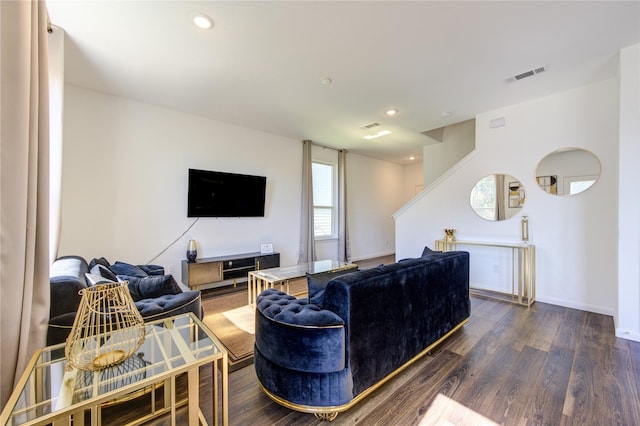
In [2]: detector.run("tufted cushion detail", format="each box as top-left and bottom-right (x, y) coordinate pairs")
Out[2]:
(257, 288), (344, 327)
(134, 291), (201, 320)
(255, 288), (346, 373)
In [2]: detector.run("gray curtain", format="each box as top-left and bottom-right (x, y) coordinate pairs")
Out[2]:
(298, 140), (316, 263)
(0, 0), (51, 409)
(337, 150), (351, 262)
(495, 174), (506, 221)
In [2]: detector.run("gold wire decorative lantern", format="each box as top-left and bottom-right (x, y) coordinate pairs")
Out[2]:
(65, 282), (146, 371)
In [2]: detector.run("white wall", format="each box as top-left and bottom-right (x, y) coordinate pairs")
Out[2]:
(60, 85), (302, 284)
(396, 78), (619, 315)
(617, 44), (640, 341)
(423, 119), (475, 187)
(348, 153), (405, 261)
(59, 85), (409, 283)
(403, 162), (424, 202)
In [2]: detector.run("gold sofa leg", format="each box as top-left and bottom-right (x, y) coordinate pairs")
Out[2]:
(314, 412), (339, 421)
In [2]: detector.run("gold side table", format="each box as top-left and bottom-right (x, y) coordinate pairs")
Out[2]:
(1, 313), (228, 426)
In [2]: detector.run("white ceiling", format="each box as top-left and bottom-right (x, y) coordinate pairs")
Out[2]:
(46, 1), (639, 165)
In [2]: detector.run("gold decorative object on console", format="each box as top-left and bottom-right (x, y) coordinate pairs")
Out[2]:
(65, 282), (145, 371)
(444, 228), (456, 242)
(521, 216), (529, 242)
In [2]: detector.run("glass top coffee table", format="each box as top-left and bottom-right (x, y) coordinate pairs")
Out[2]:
(0, 313), (228, 426)
(248, 259), (357, 306)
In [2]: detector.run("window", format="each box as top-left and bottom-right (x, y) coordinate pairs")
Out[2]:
(312, 162), (336, 239)
(469, 175), (496, 221)
(565, 175), (597, 195)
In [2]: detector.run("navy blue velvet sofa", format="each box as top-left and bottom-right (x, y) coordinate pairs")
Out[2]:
(254, 250), (470, 420)
(48, 255), (203, 345)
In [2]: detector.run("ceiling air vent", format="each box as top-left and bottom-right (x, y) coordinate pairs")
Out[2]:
(361, 122), (380, 130)
(510, 66), (546, 82)
(514, 70), (535, 80)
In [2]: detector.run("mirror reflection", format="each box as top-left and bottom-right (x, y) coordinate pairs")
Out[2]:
(535, 148), (600, 196)
(470, 174), (524, 221)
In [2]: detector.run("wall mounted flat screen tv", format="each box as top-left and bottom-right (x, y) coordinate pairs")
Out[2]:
(188, 168), (266, 217)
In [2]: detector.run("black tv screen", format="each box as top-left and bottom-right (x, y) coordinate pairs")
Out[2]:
(188, 169), (266, 217)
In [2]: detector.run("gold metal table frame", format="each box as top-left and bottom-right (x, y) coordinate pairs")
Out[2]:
(247, 260), (357, 306)
(435, 239), (536, 307)
(1, 313), (228, 426)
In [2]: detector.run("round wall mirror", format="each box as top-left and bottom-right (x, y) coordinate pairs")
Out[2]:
(470, 174), (525, 221)
(535, 148), (601, 196)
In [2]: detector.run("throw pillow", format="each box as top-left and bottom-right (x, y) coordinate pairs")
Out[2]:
(88, 257), (110, 269)
(421, 246), (441, 257)
(85, 273), (115, 286)
(138, 264), (165, 276)
(307, 267), (358, 306)
(119, 275), (182, 302)
(109, 261), (149, 278)
(90, 264), (118, 282)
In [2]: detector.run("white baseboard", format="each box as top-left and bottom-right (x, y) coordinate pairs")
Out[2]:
(615, 328), (640, 342)
(350, 251), (396, 262)
(535, 296), (614, 317)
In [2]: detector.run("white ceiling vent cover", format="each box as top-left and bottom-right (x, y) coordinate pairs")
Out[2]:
(509, 66), (546, 82)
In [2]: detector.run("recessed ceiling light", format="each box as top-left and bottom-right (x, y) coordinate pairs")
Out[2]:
(386, 109), (398, 116)
(192, 13), (213, 29)
(363, 129), (392, 140)
(409, 156), (415, 161)
(320, 77), (332, 86)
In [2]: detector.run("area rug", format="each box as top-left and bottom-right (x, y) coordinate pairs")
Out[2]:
(202, 305), (256, 371)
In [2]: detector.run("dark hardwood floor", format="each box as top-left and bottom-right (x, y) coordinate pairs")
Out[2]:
(106, 256), (640, 425)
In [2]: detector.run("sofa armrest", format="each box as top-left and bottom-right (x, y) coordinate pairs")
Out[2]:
(255, 289), (346, 373)
(49, 279), (86, 319)
(50, 256), (90, 319)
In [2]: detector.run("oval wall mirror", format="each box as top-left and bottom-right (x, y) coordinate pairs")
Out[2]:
(470, 174), (525, 221)
(535, 148), (601, 196)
